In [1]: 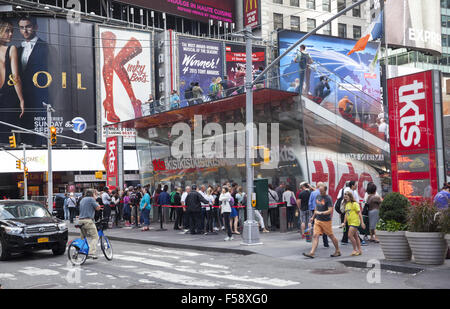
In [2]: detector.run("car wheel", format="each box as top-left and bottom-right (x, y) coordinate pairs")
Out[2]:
(0, 238), (11, 261)
(52, 243), (66, 256)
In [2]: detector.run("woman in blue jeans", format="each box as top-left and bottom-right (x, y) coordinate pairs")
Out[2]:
(140, 188), (151, 231)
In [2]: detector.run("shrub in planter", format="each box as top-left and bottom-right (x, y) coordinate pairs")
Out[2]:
(376, 193), (411, 261)
(406, 199), (447, 265)
(438, 207), (450, 249)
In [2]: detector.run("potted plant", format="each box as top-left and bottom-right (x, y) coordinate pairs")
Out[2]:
(438, 207), (450, 250)
(406, 199), (447, 265)
(376, 193), (411, 261)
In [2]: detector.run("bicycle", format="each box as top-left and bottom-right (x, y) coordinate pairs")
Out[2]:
(67, 219), (113, 266)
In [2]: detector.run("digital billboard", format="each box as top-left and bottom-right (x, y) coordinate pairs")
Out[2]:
(278, 31), (383, 133)
(0, 15), (96, 146)
(96, 25), (153, 144)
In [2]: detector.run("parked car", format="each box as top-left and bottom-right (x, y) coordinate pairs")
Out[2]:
(0, 200), (68, 260)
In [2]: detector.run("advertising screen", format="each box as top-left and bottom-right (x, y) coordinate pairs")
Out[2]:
(225, 43), (265, 93)
(278, 31), (383, 133)
(177, 36), (223, 107)
(118, 0), (235, 23)
(96, 26), (153, 143)
(0, 15), (96, 146)
(385, 0), (442, 55)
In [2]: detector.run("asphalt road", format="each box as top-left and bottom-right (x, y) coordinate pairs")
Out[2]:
(0, 238), (448, 289)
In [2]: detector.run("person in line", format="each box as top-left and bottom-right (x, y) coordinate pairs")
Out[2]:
(101, 187), (112, 225)
(308, 182), (329, 247)
(111, 190), (121, 228)
(78, 189), (103, 259)
(214, 186), (223, 231)
(184, 82), (194, 106)
(229, 191), (239, 235)
(342, 191), (365, 256)
(122, 189), (132, 227)
(365, 182), (382, 243)
(140, 187), (151, 231)
(219, 187), (233, 241)
(434, 182), (450, 210)
(172, 187), (183, 230)
(67, 192), (77, 224)
(282, 185), (297, 230)
(181, 186), (191, 233)
(209, 77), (219, 101)
(205, 187), (216, 234)
(185, 185), (210, 235)
(198, 185), (209, 233)
(158, 185), (171, 225)
(235, 186), (246, 230)
(268, 184), (280, 230)
(303, 185), (341, 258)
(298, 183), (312, 238)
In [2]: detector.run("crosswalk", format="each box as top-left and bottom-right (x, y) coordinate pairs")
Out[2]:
(0, 245), (301, 289)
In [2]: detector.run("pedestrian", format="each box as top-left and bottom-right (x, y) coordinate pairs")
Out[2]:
(152, 184), (162, 221)
(170, 90), (180, 109)
(192, 82), (204, 104)
(219, 187), (233, 241)
(185, 82), (195, 106)
(282, 185), (297, 230)
(303, 185), (341, 258)
(67, 192), (77, 223)
(158, 185), (171, 223)
(205, 187), (215, 234)
(146, 94), (155, 115)
(78, 189), (102, 259)
(308, 182), (329, 247)
(230, 193), (240, 235)
(434, 182), (450, 210)
(172, 187), (183, 230)
(209, 77), (218, 101)
(365, 182), (382, 243)
(214, 186), (223, 231)
(131, 186), (142, 227)
(313, 76), (331, 102)
(185, 185), (209, 235)
(276, 182), (285, 202)
(298, 183), (312, 238)
(63, 193), (70, 221)
(254, 66), (265, 89)
(140, 187), (151, 231)
(293, 44), (311, 95)
(181, 186), (191, 232)
(342, 191), (365, 256)
(198, 185), (209, 233)
(235, 186), (246, 229)
(101, 187), (112, 225)
(111, 190), (121, 227)
(123, 189), (132, 227)
(268, 184), (280, 230)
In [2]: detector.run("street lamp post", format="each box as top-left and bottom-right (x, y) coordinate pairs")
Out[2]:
(23, 143), (27, 200)
(44, 103), (55, 213)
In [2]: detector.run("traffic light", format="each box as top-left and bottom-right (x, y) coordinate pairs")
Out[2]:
(24, 167), (29, 178)
(9, 135), (16, 148)
(16, 160), (21, 170)
(49, 126), (57, 145)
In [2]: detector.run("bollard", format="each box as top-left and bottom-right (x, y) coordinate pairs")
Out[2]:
(279, 205), (287, 233)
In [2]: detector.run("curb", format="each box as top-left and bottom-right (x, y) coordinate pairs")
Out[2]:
(338, 260), (424, 274)
(68, 232), (255, 256)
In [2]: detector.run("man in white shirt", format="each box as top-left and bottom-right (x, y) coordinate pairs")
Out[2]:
(181, 186), (191, 233)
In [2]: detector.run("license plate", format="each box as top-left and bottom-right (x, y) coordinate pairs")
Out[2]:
(38, 237), (49, 243)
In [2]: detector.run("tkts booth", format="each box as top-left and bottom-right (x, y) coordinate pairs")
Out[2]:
(388, 70), (447, 199)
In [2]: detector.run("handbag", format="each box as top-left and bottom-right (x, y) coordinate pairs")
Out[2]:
(290, 193), (296, 206)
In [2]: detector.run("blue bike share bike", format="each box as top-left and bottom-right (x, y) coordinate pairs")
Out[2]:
(67, 219), (113, 265)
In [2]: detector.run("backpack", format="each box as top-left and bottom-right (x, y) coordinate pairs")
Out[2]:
(130, 192), (138, 205)
(170, 191), (177, 205)
(334, 189), (345, 215)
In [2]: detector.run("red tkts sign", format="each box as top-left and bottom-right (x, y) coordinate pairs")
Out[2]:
(106, 136), (118, 190)
(388, 71), (440, 199)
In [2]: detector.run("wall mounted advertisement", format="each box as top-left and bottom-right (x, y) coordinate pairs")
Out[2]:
(96, 25), (153, 144)
(0, 15), (96, 146)
(388, 70), (446, 199)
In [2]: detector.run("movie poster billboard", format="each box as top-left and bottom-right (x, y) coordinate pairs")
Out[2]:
(0, 15), (96, 146)
(177, 37), (223, 107)
(225, 43), (265, 92)
(278, 31), (383, 134)
(96, 26), (153, 144)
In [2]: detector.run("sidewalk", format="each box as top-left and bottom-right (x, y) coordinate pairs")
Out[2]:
(68, 222), (450, 274)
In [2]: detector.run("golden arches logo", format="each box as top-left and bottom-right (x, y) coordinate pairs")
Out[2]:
(246, 0), (258, 11)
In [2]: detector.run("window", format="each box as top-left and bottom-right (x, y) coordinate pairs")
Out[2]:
(338, 0), (346, 12)
(322, 0), (331, 12)
(443, 15), (448, 28)
(307, 18), (316, 32)
(290, 0), (299, 6)
(353, 25), (361, 39)
(443, 34), (448, 47)
(273, 13), (284, 30)
(323, 21), (331, 36)
(291, 16), (300, 31)
(273, 0), (283, 4)
(352, 0), (361, 17)
(306, 0), (315, 9)
(338, 23), (347, 38)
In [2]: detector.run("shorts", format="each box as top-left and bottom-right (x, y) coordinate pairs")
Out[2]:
(313, 219), (334, 236)
(300, 210), (311, 224)
(230, 207), (238, 218)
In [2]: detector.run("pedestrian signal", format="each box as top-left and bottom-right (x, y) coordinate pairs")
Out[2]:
(9, 135), (16, 148)
(50, 126), (57, 145)
(16, 160), (21, 170)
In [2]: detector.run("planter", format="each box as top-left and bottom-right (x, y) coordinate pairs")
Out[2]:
(405, 232), (447, 265)
(376, 230), (411, 262)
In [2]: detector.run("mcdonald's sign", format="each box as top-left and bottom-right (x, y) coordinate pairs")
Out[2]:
(244, 0), (260, 28)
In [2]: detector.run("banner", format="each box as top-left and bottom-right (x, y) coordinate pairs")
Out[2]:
(388, 70), (442, 199)
(225, 43), (265, 93)
(106, 136), (119, 190)
(244, 0), (260, 29)
(178, 36), (223, 107)
(97, 26), (153, 143)
(0, 15), (96, 146)
(385, 0), (441, 55)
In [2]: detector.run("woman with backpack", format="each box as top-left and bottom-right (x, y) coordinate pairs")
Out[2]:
(282, 186), (297, 230)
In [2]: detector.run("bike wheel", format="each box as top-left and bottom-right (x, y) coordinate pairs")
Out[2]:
(67, 243), (87, 266)
(100, 236), (113, 261)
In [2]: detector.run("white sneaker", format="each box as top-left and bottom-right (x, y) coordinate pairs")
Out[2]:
(221, 226), (225, 230)
(224, 237), (230, 241)
(229, 236), (234, 241)
(213, 227), (219, 231)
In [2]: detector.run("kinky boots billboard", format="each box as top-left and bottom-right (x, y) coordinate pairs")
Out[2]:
(0, 15), (96, 146)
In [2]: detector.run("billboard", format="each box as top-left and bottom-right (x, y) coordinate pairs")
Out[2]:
(118, 0), (234, 23)
(388, 70), (444, 199)
(244, 0), (260, 29)
(278, 31), (383, 133)
(177, 36), (223, 107)
(385, 0), (442, 55)
(106, 136), (119, 190)
(225, 43), (265, 93)
(96, 26), (153, 143)
(0, 15), (96, 146)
